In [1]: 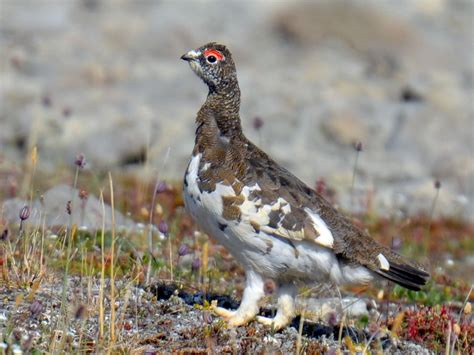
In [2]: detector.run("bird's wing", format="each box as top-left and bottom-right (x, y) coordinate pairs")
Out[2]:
(242, 154), (349, 251)
(240, 147), (428, 288)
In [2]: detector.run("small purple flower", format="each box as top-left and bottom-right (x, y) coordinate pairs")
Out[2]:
(192, 258), (201, 271)
(253, 116), (264, 131)
(41, 95), (52, 107)
(178, 244), (190, 257)
(75, 304), (86, 319)
(155, 181), (167, 194)
(62, 107), (72, 117)
(74, 153), (86, 169)
(0, 228), (9, 241)
(19, 205), (30, 221)
(354, 141), (363, 152)
(66, 200), (72, 215)
(158, 220), (168, 235)
(391, 236), (402, 252)
(326, 311), (338, 327)
(29, 300), (43, 318)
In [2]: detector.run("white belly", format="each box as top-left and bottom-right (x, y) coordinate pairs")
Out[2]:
(183, 154), (373, 286)
(183, 154), (249, 253)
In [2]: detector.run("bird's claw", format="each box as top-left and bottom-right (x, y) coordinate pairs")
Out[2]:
(256, 315), (288, 331)
(211, 302), (236, 320)
(210, 300), (254, 327)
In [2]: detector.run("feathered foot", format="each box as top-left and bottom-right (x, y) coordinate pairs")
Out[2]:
(256, 283), (296, 330)
(211, 270), (264, 327)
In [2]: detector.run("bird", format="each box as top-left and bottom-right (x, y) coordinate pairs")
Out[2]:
(180, 42), (429, 330)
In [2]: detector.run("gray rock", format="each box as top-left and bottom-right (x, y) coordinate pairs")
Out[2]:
(2, 184), (134, 230)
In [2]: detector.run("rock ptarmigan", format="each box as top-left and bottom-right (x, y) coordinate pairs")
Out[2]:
(181, 42), (429, 329)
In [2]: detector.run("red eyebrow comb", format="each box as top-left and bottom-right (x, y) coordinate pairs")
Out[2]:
(204, 49), (224, 61)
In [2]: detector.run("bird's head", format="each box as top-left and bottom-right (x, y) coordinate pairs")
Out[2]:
(181, 42), (237, 93)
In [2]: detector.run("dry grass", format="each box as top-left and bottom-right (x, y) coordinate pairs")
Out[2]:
(0, 147), (473, 353)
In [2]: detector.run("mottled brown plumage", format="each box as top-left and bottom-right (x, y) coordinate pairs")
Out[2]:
(181, 42), (429, 329)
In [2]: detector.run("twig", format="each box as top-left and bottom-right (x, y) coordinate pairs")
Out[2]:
(457, 284), (472, 322)
(296, 307), (305, 354)
(98, 190), (106, 344)
(445, 321), (451, 355)
(166, 222), (173, 281)
(335, 285), (347, 350)
(338, 313), (346, 350)
(108, 172), (116, 352)
(146, 147), (171, 285)
(362, 330), (379, 354)
(428, 180), (441, 231)
(58, 162), (82, 351)
(350, 142), (363, 210)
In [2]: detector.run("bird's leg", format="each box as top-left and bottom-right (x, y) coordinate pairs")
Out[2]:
(256, 283), (296, 330)
(212, 269), (264, 327)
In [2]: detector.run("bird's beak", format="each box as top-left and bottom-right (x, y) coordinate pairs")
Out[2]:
(180, 50), (201, 62)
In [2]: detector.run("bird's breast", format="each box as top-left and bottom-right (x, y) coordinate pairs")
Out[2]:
(183, 153), (266, 257)
(183, 153), (232, 222)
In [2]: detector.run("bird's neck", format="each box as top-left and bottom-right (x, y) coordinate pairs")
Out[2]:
(196, 83), (242, 137)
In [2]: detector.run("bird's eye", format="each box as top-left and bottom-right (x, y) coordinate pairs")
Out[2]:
(204, 49), (224, 64)
(207, 55), (217, 64)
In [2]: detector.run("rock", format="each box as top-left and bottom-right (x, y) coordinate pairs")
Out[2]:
(1, 184), (135, 230)
(320, 111), (371, 147)
(272, 1), (416, 57)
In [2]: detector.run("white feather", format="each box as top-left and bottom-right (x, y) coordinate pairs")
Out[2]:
(281, 201), (291, 214)
(377, 253), (390, 271)
(304, 208), (334, 248)
(186, 49), (201, 58)
(185, 154), (201, 198)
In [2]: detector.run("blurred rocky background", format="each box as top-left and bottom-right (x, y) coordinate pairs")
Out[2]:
(0, 0), (473, 219)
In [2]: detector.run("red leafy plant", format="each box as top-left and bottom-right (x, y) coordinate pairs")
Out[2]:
(397, 305), (473, 353)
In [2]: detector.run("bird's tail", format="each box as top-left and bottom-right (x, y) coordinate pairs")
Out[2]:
(374, 251), (430, 291)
